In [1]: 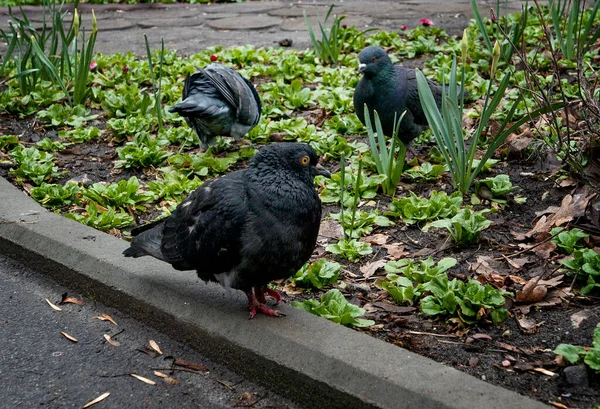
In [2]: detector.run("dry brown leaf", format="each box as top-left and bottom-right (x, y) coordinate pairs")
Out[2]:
(235, 392), (259, 407)
(526, 192), (592, 237)
(93, 313), (117, 326)
(82, 392), (110, 408)
(60, 331), (78, 343)
(538, 275), (564, 288)
(382, 243), (408, 260)
(549, 402), (570, 409)
(104, 334), (120, 347)
(361, 233), (388, 245)
(317, 219), (343, 244)
(471, 333), (493, 341)
(60, 293), (84, 305)
(174, 358), (208, 372)
(45, 298), (62, 311)
(130, 374), (156, 385)
(516, 316), (543, 334)
(495, 341), (526, 354)
(360, 259), (387, 279)
(504, 256), (531, 270)
(518, 241), (557, 259)
(559, 177), (577, 188)
(470, 255), (499, 275)
(533, 367), (557, 376)
(515, 277), (548, 303)
(570, 310), (593, 329)
(413, 247), (435, 257)
(148, 340), (162, 355)
(508, 275), (527, 285)
(154, 371), (178, 385)
(503, 131), (533, 158)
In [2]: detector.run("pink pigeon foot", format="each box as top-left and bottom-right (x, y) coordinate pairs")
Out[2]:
(246, 290), (284, 319)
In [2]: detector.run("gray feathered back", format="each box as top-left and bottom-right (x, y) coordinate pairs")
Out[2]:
(169, 64), (262, 147)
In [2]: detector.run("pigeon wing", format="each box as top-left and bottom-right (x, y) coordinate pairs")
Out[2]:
(160, 172), (248, 274)
(203, 65), (261, 127)
(402, 68), (442, 126)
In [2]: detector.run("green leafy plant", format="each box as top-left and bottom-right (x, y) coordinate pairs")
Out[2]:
(115, 133), (172, 169)
(147, 168), (203, 202)
(168, 150), (241, 177)
(547, 0), (600, 60)
(107, 115), (154, 140)
(330, 209), (392, 239)
(2, 4), (98, 105)
(326, 238), (373, 262)
(420, 275), (509, 324)
(37, 104), (98, 127)
(292, 259), (341, 290)
(81, 176), (155, 211)
(8, 145), (63, 185)
(280, 79), (314, 110)
(554, 322), (600, 373)
(30, 182), (79, 210)
(0, 135), (20, 151)
(385, 257), (458, 284)
(291, 289), (374, 327)
(416, 30), (559, 194)
(560, 248), (600, 294)
(65, 202), (134, 231)
(363, 106), (406, 196)
(35, 137), (69, 152)
(423, 208), (493, 245)
(304, 5), (376, 66)
(404, 162), (447, 182)
(382, 257), (509, 324)
(386, 190), (462, 224)
(58, 127), (102, 144)
(551, 227), (589, 255)
(318, 154), (385, 208)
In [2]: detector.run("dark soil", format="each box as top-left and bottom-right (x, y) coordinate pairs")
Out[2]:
(1, 112), (600, 409)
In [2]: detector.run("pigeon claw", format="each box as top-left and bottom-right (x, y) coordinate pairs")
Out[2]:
(253, 286), (283, 305)
(246, 290), (285, 319)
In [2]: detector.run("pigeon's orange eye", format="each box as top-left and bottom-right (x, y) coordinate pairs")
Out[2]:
(371, 57), (376, 62)
(300, 156), (310, 165)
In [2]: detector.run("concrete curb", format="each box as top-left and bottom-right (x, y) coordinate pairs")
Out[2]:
(0, 176), (549, 409)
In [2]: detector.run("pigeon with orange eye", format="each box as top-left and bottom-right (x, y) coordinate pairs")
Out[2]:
(124, 143), (330, 319)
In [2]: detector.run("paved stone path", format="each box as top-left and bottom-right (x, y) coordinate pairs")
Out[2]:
(1, 0), (527, 55)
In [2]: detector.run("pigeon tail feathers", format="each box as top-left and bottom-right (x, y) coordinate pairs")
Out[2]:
(122, 224), (165, 260)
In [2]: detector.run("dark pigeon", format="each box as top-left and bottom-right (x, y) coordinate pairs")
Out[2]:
(123, 143), (329, 318)
(169, 64), (262, 148)
(353, 46), (465, 146)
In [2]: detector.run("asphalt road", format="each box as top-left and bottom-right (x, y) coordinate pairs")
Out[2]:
(0, 252), (300, 409)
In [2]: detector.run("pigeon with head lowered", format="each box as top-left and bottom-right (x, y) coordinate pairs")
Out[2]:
(169, 64), (261, 148)
(353, 46), (465, 147)
(123, 143), (329, 318)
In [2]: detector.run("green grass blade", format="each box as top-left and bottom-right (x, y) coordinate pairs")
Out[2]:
(471, 0), (492, 52)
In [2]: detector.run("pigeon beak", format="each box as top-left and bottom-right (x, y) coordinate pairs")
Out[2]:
(357, 63), (366, 74)
(315, 164), (331, 178)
